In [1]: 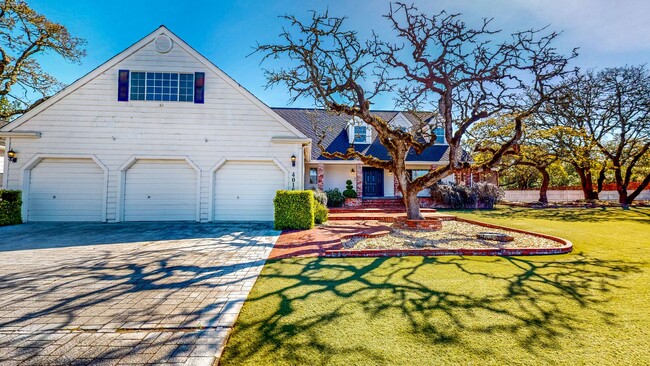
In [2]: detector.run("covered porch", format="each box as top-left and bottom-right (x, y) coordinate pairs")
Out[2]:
(306, 162), (455, 198)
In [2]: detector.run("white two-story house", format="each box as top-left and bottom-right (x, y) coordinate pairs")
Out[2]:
(0, 26), (455, 223)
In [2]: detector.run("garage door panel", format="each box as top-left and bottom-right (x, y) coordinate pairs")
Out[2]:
(124, 160), (197, 221)
(214, 161), (285, 221)
(28, 158), (104, 222)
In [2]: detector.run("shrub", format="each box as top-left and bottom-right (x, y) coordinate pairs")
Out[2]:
(0, 190), (22, 226)
(430, 182), (503, 209)
(325, 188), (345, 207)
(314, 201), (329, 224)
(311, 188), (328, 207)
(274, 190), (314, 230)
(430, 183), (476, 209)
(473, 182), (504, 209)
(342, 179), (358, 198)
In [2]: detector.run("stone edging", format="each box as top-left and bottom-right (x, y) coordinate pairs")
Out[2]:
(323, 217), (573, 258)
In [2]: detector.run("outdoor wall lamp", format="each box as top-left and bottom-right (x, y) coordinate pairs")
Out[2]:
(350, 168), (355, 175)
(291, 154), (296, 167)
(7, 149), (17, 163)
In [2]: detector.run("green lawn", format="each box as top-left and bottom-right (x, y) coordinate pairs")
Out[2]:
(221, 207), (650, 365)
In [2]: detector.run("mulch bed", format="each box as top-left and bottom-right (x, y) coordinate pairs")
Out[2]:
(270, 216), (572, 259)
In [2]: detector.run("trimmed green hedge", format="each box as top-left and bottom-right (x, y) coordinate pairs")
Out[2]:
(0, 190), (22, 226)
(274, 190), (315, 230)
(314, 201), (328, 224)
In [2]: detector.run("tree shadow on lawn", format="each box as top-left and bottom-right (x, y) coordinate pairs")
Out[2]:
(444, 206), (650, 224)
(222, 253), (644, 365)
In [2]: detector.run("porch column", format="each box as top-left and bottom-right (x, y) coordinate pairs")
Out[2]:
(355, 163), (363, 197)
(317, 163), (324, 190)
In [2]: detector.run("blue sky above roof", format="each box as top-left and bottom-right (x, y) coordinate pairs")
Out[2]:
(30, 0), (650, 110)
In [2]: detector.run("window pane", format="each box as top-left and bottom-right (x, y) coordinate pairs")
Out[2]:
(309, 168), (318, 184)
(129, 72), (145, 100)
(434, 127), (445, 144)
(412, 170), (429, 179)
(179, 74), (194, 102)
(354, 126), (367, 143)
(131, 72), (195, 103)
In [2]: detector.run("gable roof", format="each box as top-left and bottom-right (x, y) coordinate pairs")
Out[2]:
(1, 26), (307, 139)
(271, 108), (449, 163)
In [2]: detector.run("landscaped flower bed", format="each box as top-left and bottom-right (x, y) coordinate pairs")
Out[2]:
(341, 220), (563, 250)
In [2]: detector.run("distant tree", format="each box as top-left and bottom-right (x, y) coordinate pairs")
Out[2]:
(543, 67), (650, 204)
(540, 72), (608, 200)
(257, 3), (573, 219)
(498, 165), (540, 189)
(0, 0), (85, 124)
(472, 116), (558, 203)
(587, 66), (650, 205)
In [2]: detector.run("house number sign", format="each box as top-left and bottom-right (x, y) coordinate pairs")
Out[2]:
(292, 172), (296, 190)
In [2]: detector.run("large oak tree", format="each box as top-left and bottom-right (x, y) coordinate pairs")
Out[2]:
(257, 3), (573, 219)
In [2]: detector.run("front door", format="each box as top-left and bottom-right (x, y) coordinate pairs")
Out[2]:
(363, 167), (384, 197)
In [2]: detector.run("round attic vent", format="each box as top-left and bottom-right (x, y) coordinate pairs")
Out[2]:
(154, 35), (173, 53)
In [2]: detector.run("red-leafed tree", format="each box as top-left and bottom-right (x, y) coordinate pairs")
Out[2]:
(257, 3), (573, 219)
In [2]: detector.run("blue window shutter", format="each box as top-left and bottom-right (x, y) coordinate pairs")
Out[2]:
(194, 72), (205, 104)
(118, 70), (129, 101)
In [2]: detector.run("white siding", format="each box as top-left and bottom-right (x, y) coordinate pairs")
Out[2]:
(4, 30), (304, 222)
(27, 158), (104, 221)
(214, 161), (284, 221)
(124, 159), (197, 221)
(323, 165), (356, 192)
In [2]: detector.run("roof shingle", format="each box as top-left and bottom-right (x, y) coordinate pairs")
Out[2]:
(271, 108), (450, 163)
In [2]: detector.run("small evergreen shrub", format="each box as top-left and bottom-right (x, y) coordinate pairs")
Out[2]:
(325, 188), (345, 207)
(342, 179), (358, 198)
(274, 190), (314, 230)
(311, 188), (328, 207)
(313, 201), (329, 224)
(0, 190), (22, 226)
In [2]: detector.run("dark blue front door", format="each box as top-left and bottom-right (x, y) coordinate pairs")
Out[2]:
(363, 168), (384, 197)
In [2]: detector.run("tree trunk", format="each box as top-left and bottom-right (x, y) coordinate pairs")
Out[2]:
(538, 167), (550, 204)
(404, 189), (424, 220)
(614, 168), (628, 205)
(625, 172), (650, 205)
(574, 165), (599, 200)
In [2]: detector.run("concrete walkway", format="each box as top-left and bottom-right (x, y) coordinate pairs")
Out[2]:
(0, 222), (278, 365)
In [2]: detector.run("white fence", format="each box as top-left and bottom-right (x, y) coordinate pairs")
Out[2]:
(504, 189), (650, 202)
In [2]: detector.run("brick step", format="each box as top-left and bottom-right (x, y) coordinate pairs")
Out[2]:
(328, 212), (454, 222)
(330, 208), (437, 214)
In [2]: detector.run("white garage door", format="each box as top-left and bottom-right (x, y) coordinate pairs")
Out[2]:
(124, 159), (197, 221)
(214, 161), (285, 221)
(28, 158), (104, 221)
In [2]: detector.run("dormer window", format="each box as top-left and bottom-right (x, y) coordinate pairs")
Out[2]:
(353, 126), (367, 143)
(348, 117), (371, 144)
(433, 127), (445, 144)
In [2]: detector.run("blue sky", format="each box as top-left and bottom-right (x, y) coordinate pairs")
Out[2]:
(31, 0), (650, 109)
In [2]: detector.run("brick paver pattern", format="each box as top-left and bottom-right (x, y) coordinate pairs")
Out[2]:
(0, 222), (278, 365)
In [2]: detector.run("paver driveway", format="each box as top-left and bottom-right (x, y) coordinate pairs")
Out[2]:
(0, 222), (279, 365)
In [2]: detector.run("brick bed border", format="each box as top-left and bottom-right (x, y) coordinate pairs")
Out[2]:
(323, 217), (573, 258)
